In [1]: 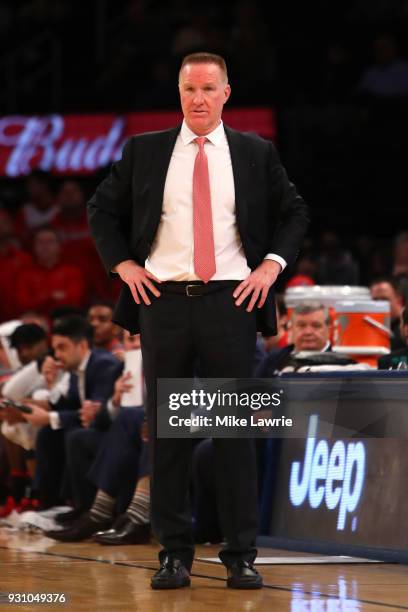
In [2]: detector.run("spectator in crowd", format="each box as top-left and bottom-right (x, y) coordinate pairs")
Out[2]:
(21, 316), (122, 507)
(15, 171), (59, 243)
(319, 42), (357, 103)
(227, 1), (275, 102)
(316, 231), (359, 285)
(370, 277), (405, 350)
(7, 324), (48, 370)
(14, 227), (86, 318)
(288, 302), (331, 352)
(256, 302), (332, 376)
(87, 302), (122, 352)
(52, 180), (91, 249)
(0, 324), (49, 404)
(20, 312), (50, 332)
(52, 180), (113, 302)
(378, 307), (408, 369)
(358, 33), (408, 99)
(56, 330), (139, 516)
(393, 232), (408, 276)
(0, 209), (32, 322)
(0, 324), (49, 514)
(45, 330), (149, 542)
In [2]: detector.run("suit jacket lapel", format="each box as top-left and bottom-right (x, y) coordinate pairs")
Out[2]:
(146, 125), (181, 241)
(224, 125), (249, 240)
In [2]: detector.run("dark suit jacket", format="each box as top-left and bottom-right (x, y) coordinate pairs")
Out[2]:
(87, 124), (310, 336)
(378, 347), (408, 370)
(51, 349), (123, 429)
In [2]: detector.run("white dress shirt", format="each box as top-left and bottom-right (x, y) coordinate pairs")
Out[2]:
(145, 120), (286, 281)
(49, 351), (91, 430)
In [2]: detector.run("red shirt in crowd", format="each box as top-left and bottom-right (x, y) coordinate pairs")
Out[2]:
(51, 211), (119, 302)
(14, 261), (86, 317)
(0, 245), (32, 322)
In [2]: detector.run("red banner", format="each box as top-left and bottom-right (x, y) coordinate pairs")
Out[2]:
(0, 108), (276, 177)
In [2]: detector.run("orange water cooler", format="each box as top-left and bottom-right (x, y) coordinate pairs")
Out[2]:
(332, 300), (391, 366)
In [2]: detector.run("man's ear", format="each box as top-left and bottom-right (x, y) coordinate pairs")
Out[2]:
(79, 338), (90, 353)
(224, 84), (231, 104)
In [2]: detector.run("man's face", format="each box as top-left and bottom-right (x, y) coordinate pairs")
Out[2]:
(17, 340), (48, 365)
(33, 230), (60, 266)
(370, 282), (402, 319)
(51, 335), (86, 370)
(57, 180), (85, 212)
(179, 63), (231, 135)
(88, 305), (116, 347)
(291, 310), (330, 352)
(27, 178), (52, 209)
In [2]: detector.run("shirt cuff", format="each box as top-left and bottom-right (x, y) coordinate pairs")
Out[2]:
(264, 253), (287, 272)
(49, 411), (62, 430)
(106, 399), (119, 419)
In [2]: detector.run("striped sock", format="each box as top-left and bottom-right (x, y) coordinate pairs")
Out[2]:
(89, 490), (115, 522)
(126, 488), (150, 525)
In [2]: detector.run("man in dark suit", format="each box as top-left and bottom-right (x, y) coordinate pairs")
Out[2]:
(23, 316), (122, 507)
(88, 52), (309, 589)
(256, 302), (332, 375)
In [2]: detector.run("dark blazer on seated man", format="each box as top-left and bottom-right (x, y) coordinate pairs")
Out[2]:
(50, 349), (123, 430)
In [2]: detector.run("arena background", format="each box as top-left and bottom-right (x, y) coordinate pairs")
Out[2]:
(1, 2), (408, 609)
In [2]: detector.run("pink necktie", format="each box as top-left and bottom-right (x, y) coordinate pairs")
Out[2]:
(193, 137), (216, 282)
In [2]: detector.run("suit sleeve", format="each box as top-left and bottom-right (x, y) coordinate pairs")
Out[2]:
(87, 138), (134, 274)
(50, 395), (81, 429)
(267, 143), (310, 267)
(89, 361), (124, 430)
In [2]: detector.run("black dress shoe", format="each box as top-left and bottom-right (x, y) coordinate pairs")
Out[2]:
(45, 513), (112, 542)
(93, 514), (151, 545)
(227, 561), (263, 589)
(55, 507), (86, 526)
(151, 557), (191, 590)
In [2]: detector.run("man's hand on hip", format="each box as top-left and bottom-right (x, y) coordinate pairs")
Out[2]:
(114, 260), (161, 305)
(233, 260), (281, 312)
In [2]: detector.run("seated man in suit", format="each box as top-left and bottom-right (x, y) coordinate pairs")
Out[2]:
(378, 307), (408, 369)
(45, 331), (148, 541)
(256, 301), (332, 376)
(22, 315), (122, 507)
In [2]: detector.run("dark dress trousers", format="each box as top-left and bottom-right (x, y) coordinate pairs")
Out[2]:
(87, 124), (309, 569)
(64, 406), (147, 511)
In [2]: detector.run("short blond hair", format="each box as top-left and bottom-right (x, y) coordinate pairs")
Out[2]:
(179, 52), (228, 83)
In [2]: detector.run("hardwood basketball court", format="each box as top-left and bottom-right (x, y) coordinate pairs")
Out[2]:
(1, 530), (408, 611)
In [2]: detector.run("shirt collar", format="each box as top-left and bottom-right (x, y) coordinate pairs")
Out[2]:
(180, 119), (225, 146)
(77, 350), (91, 374)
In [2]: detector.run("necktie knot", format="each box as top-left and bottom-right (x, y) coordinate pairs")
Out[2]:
(194, 136), (207, 150)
